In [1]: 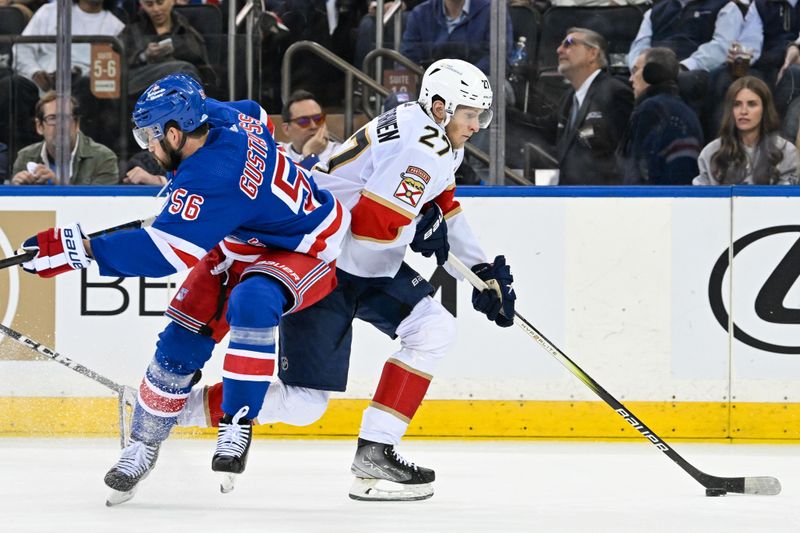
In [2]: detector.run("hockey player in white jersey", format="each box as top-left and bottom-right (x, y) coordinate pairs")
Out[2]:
(178, 59), (517, 501)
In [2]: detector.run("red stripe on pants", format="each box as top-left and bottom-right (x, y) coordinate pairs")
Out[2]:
(223, 353), (276, 377)
(372, 361), (431, 420)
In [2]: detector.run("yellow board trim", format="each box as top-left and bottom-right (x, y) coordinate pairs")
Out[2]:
(2, 398), (800, 441)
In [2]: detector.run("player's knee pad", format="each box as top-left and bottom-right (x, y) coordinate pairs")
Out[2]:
(393, 297), (456, 374)
(261, 381), (330, 426)
(155, 321), (216, 374)
(227, 274), (286, 329)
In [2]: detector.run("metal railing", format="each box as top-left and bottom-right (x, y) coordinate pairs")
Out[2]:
(282, 40), (387, 139)
(229, 0), (262, 100)
(283, 41), (528, 184)
(0, 35), (128, 177)
(372, 0), (404, 114)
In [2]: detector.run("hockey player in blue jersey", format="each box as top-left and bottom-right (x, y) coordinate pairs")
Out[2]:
(18, 75), (349, 504)
(175, 59), (517, 501)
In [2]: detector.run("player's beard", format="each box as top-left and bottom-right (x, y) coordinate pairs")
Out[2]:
(156, 138), (183, 172)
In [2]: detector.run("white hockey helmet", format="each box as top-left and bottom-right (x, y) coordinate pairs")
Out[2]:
(418, 59), (494, 128)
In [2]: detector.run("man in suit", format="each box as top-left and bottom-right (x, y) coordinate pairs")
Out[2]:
(555, 27), (633, 185)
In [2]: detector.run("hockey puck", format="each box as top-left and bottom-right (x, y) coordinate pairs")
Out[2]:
(705, 488), (727, 497)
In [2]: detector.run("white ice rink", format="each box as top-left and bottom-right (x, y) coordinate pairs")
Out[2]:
(1, 438), (798, 533)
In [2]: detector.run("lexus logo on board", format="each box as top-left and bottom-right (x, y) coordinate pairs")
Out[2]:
(708, 225), (800, 354)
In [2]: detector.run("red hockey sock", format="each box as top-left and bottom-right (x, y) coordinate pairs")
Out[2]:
(371, 359), (432, 423)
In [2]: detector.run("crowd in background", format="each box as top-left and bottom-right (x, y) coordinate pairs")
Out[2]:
(1, 0), (800, 186)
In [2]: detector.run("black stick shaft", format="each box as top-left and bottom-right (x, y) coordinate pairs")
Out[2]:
(0, 322), (124, 395)
(446, 254), (760, 494)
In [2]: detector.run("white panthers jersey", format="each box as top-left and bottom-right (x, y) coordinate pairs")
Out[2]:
(312, 101), (487, 278)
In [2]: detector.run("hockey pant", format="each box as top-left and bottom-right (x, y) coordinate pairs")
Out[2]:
(180, 296), (456, 446)
(132, 275), (285, 444)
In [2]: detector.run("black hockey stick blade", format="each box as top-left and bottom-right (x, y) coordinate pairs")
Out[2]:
(0, 216), (156, 270)
(447, 254), (781, 496)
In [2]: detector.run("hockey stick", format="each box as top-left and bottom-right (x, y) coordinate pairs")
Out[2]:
(447, 253), (781, 496)
(0, 322), (136, 448)
(0, 216), (157, 271)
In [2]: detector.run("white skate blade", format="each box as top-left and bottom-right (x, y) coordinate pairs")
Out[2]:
(220, 472), (238, 493)
(349, 477), (433, 502)
(106, 487), (138, 507)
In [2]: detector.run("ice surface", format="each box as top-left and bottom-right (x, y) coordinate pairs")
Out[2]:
(0, 438), (798, 533)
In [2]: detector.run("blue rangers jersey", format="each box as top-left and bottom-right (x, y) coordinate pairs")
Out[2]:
(90, 109), (348, 278)
(206, 98), (273, 135)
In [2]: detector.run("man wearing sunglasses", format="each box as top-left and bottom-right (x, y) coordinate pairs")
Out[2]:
(279, 90), (341, 170)
(551, 27), (633, 185)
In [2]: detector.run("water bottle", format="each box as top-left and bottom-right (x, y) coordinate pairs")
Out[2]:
(509, 36), (528, 82)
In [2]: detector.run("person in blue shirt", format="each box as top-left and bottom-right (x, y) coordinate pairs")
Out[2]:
(627, 0), (744, 120)
(18, 74), (349, 505)
(627, 0), (744, 73)
(400, 0), (512, 75)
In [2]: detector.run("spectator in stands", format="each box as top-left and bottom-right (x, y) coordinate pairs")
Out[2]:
(400, 0), (512, 75)
(694, 76), (798, 185)
(767, 17), (800, 140)
(354, 1), (426, 69)
(627, 0), (744, 116)
(628, 0), (743, 73)
(13, 0), (125, 151)
(265, 1), (342, 107)
(0, 0), (38, 183)
(705, 2), (800, 139)
(14, 0), (124, 92)
(121, 0), (216, 96)
(9, 91), (118, 185)
(279, 90), (342, 170)
(552, 27), (633, 185)
(618, 48), (703, 185)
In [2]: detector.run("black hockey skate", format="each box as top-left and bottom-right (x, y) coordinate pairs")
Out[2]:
(104, 440), (160, 506)
(349, 438), (435, 501)
(211, 406), (252, 493)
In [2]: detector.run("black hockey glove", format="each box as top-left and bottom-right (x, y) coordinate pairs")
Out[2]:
(409, 203), (449, 266)
(471, 255), (516, 328)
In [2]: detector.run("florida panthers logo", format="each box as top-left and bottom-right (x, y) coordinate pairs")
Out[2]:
(393, 166), (430, 208)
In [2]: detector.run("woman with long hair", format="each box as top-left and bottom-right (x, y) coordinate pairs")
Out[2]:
(694, 76), (798, 185)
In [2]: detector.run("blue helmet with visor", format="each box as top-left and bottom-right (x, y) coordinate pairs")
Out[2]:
(132, 74), (208, 149)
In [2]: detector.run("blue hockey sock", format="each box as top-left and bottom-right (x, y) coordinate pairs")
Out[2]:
(220, 276), (285, 420)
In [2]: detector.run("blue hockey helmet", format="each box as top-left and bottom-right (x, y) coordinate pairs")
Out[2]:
(132, 74), (208, 149)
